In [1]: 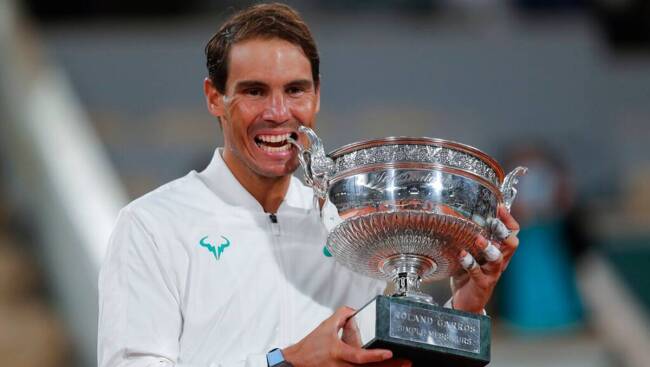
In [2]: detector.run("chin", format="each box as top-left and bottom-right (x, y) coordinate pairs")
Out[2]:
(255, 163), (299, 179)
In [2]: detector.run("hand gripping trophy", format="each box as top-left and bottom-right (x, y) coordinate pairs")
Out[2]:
(290, 127), (527, 367)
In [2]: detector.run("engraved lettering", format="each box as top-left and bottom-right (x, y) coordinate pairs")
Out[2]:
(374, 171), (388, 185)
(373, 171), (439, 186)
(389, 303), (481, 354)
(436, 319), (477, 333)
(394, 325), (475, 346)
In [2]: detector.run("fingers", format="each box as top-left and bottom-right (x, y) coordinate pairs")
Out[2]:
(331, 306), (357, 330)
(486, 204), (520, 241)
(483, 239), (502, 262)
(485, 217), (518, 262)
(487, 217), (510, 241)
(460, 249), (480, 272)
(459, 250), (484, 283)
(479, 237), (503, 277)
(485, 205), (520, 267)
(459, 235), (504, 284)
(497, 206), (521, 262)
(500, 234), (519, 265)
(341, 318), (362, 347)
(334, 340), (392, 364)
(470, 235), (502, 276)
(498, 204), (520, 235)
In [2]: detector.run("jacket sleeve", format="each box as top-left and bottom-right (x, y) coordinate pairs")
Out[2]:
(98, 208), (268, 367)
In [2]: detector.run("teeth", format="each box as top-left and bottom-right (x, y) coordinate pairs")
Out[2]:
(259, 143), (291, 153)
(257, 133), (290, 143)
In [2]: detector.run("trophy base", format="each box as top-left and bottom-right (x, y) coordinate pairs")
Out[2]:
(349, 295), (490, 367)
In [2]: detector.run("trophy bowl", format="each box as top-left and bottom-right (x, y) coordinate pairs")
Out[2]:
(292, 126), (526, 299)
(291, 127), (526, 366)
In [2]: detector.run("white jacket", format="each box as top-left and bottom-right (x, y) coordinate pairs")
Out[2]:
(98, 149), (386, 367)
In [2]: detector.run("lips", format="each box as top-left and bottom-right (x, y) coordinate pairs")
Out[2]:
(254, 132), (298, 153)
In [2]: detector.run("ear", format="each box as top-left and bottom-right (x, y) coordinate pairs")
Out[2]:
(204, 78), (226, 118)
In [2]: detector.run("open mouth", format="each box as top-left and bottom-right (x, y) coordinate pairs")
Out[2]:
(254, 132), (299, 153)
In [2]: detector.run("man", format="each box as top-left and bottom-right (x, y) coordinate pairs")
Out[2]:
(98, 3), (520, 367)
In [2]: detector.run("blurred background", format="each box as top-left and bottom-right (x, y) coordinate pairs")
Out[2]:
(0, 0), (649, 366)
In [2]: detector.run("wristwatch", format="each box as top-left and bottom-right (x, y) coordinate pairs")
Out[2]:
(266, 348), (293, 367)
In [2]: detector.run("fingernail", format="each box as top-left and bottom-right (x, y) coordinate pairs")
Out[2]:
(460, 252), (476, 269)
(484, 242), (502, 262)
(382, 351), (393, 359)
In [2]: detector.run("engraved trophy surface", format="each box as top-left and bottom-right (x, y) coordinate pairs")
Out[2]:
(291, 127), (526, 367)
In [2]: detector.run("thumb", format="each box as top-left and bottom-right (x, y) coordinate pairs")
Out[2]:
(342, 317), (363, 347)
(331, 306), (357, 330)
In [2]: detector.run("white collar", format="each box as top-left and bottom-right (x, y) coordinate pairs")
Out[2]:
(198, 148), (313, 214)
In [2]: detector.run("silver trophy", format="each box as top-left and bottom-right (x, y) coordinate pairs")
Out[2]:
(291, 127), (526, 367)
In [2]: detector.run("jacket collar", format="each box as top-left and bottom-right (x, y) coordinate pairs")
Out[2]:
(198, 148), (312, 214)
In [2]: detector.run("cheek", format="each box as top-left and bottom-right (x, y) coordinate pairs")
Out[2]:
(289, 96), (318, 121)
(225, 96), (264, 128)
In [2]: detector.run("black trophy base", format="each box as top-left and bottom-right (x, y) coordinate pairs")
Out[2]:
(349, 295), (490, 367)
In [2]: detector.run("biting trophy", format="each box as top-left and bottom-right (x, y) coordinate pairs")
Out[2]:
(291, 127), (527, 367)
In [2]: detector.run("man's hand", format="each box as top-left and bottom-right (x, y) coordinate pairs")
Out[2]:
(451, 204), (520, 314)
(283, 307), (411, 367)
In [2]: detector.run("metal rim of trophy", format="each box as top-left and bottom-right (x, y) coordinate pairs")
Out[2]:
(324, 137), (508, 284)
(328, 136), (505, 183)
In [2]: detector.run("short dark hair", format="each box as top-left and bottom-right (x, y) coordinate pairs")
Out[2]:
(205, 3), (320, 94)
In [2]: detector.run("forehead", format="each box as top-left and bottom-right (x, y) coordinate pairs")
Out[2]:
(227, 38), (313, 88)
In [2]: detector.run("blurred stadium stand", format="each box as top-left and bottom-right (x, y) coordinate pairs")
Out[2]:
(0, 1), (126, 365)
(0, 194), (73, 367)
(1, 1), (649, 366)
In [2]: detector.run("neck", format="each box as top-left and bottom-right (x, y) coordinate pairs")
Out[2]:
(222, 152), (291, 214)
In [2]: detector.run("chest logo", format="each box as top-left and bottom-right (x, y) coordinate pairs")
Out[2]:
(199, 235), (231, 260)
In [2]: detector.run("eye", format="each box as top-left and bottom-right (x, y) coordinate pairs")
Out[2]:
(286, 86), (305, 96)
(244, 88), (265, 97)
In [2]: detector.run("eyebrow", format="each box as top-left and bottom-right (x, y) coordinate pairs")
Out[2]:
(286, 79), (314, 88)
(233, 79), (314, 90)
(234, 80), (268, 90)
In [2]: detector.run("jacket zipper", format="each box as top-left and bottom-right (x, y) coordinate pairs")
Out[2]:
(269, 213), (280, 236)
(268, 213), (288, 345)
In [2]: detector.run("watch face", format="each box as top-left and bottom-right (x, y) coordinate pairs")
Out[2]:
(267, 348), (292, 367)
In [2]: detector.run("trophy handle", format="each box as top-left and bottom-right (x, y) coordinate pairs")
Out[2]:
(289, 126), (334, 201)
(500, 166), (528, 211)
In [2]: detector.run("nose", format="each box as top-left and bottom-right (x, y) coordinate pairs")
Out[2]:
(261, 91), (290, 123)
